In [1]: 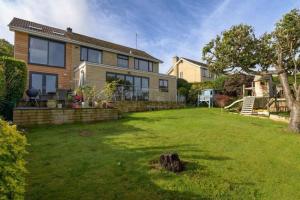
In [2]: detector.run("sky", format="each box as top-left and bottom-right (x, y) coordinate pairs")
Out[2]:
(0, 0), (299, 73)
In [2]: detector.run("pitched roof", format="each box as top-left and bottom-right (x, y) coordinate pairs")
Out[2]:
(167, 57), (207, 74)
(8, 17), (161, 62)
(181, 57), (207, 67)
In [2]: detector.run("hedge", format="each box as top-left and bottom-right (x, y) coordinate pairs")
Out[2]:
(0, 57), (27, 120)
(0, 119), (27, 199)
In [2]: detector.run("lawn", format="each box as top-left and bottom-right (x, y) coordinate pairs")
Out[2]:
(25, 108), (300, 200)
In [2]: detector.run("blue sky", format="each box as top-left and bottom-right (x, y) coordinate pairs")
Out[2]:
(0, 0), (299, 72)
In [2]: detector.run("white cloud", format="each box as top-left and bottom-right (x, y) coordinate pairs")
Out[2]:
(0, 0), (298, 74)
(0, 0), (138, 46)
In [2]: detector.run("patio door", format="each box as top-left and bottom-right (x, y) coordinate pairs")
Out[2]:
(30, 72), (58, 94)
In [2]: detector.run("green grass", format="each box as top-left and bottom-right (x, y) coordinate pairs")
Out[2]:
(25, 108), (300, 200)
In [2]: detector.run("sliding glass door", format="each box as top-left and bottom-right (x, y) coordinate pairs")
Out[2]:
(30, 72), (58, 95)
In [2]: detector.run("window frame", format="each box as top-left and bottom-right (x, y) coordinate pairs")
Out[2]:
(159, 79), (168, 92)
(80, 46), (102, 64)
(29, 71), (58, 95)
(134, 58), (153, 72)
(105, 72), (150, 101)
(28, 35), (66, 68)
(117, 54), (129, 68)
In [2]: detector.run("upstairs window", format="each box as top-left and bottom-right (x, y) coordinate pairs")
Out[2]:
(202, 68), (211, 78)
(159, 79), (168, 92)
(134, 58), (153, 72)
(80, 47), (102, 64)
(29, 36), (65, 67)
(179, 72), (183, 78)
(117, 54), (129, 68)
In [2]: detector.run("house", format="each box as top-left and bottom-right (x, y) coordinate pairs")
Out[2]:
(167, 56), (214, 83)
(8, 18), (177, 102)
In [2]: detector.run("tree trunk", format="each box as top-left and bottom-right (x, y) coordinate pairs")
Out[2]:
(289, 102), (300, 132)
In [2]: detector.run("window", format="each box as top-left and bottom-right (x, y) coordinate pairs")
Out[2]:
(79, 70), (85, 86)
(179, 72), (183, 78)
(159, 79), (168, 92)
(80, 47), (102, 63)
(202, 68), (211, 78)
(30, 72), (57, 95)
(29, 36), (65, 67)
(106, 72), (149, 100)
(117, 54), (129, 68)
(134, 58), (153, 72)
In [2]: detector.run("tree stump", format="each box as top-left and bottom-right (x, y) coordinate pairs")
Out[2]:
(159, 153), (184, 172)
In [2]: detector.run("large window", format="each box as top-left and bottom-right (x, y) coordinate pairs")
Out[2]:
(134, 58), (153, 72)
(202, 68), (211, 78)
(30, 72), (58, 95)
(29, 36), (65, 67)
(106, 72), (149, 100)
(117, 54), (129, 68)
(159, 79), (168, 92)
(80, 47), (102, 64)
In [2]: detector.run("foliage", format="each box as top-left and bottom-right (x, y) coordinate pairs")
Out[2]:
(0, 119), (27, 199)
(78, 85), (99, 103)
(188, 81), (214, 103)
(202, 24), (258, 75)
(177, 78), (191, 98)
(102, 81), (118, 101)
(0, 64), (5, 108)
(0, 57), (27, 120)
(213, 75), (227, 91)
(213, 94), (232, 107)
(223, 74), (253, 97)
(0, 39), (13, 58)
(25, 109), (300, 199)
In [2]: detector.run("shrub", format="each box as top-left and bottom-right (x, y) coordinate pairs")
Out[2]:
(223, 74), (253, 97)
(0, 64), (5, 108)
(0, 119), (27, 199)
(0, 57), (27, 120)
(188, 81), (214, 103)
(213, 76), (227, 91)
(177, 78), (191, 100)
(214, 94), (232, 107)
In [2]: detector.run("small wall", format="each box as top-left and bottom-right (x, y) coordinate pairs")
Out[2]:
(115, 101), (185, 113)
(13, 108), (119, 126)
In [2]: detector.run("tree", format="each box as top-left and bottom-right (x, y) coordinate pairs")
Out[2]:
(202, 24), (258, 75)
(0, 39), (14, 57)
(202, 9), (300, 132)
(273, 9), (300, 132)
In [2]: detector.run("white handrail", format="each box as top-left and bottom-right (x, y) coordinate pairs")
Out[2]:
(224, 98), (244, 109)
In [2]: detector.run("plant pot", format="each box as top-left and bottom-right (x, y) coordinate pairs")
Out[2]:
(72, 103), (81, 109)
(81, 102), (89, 108)
(47, 100), (57, 108)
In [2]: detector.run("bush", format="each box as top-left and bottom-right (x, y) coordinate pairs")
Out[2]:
(188, 81), (214, 103)
(177, 78), (191, 100)
(223, 74), (253, 97)
(214, 94), (232, 107)
(0, 57), (27, 120)
(0, 64), (5, 107)
(0, 119), (27, 199)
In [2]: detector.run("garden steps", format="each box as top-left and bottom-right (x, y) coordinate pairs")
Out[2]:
(241, 96), (255, 115)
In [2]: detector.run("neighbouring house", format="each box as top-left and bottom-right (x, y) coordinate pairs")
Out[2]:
(9, 18), (177, 102)
(167, 56), (214, 83)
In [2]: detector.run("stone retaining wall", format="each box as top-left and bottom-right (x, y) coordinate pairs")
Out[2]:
(13, 108), (119, 126)
(115, 101), (185, 113)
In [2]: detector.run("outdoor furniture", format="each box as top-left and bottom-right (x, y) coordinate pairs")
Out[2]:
(26, 88), (39, 107)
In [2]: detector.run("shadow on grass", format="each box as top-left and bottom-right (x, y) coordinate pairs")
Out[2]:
(25, 112), (257, 200)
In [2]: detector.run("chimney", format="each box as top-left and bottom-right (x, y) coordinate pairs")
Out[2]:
(66, 27), (72, 33)
(172, 56), (179, 65)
